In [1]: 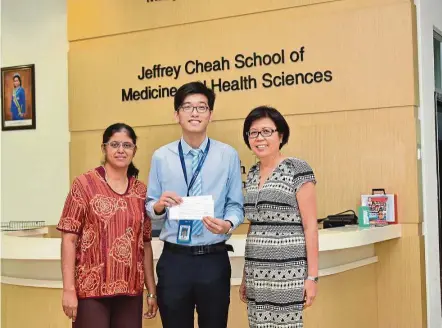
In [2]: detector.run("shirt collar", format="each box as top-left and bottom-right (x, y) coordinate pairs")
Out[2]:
(180, 136), (209, 155)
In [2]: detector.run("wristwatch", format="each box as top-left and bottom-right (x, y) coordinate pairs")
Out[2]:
(225, 220), (234, 234)
(147, 293), (157, 299)
(306, 276), (319, 283)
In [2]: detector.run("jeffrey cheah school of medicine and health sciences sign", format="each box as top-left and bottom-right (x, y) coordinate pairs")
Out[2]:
(121, 47), (333, 102)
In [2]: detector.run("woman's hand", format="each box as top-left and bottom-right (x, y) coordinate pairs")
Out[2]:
(239, 279), (247, 303)
(144, 296), (158, 319)
(62, 289), (78, 322)
(303, 280), (317, 308)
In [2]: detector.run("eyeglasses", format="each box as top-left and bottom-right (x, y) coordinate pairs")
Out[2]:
(104, 141), (136, 150)
(180, 104), (210, 113)
(247, 128), (278, 139)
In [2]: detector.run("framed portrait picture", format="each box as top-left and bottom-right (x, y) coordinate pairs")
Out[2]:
(1, 64), (36, 131)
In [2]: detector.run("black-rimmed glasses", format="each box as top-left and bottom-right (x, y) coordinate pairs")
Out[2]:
(247, 128), (278, 139)
(180, 104), (210, 113)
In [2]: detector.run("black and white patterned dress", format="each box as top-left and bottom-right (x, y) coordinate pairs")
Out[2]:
(244, 157), (316, 328)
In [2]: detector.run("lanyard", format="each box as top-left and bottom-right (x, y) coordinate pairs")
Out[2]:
(178, 139), (211, 196)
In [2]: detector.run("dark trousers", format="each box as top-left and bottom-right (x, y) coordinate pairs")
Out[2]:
(73, 295), (143, 328)
(156, 247), (231, 328)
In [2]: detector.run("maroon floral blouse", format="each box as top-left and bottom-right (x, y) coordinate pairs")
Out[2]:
(57, 167), (152, 299)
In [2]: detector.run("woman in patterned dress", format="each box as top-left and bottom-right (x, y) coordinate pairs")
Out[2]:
(58, 123), (158, 328)
(240, 106), (319, 328)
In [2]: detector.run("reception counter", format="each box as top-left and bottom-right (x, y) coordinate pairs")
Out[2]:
(1, 224), (402, 327)
(1, 224), (402, 287)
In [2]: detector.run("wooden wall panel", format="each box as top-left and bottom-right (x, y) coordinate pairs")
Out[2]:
(68, 1), (417, 131)
(1, 264), (377, 328)
(375, 234), (427, 328)
(304, 264), (378, 327)
(67, 0), (411, 41)
(282, 107), (420, 223)
(70, 106), (420, 223)
(67, 0), (333, 41)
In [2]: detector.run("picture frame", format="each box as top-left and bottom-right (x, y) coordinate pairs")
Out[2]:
(361, 193), (397, 224)
(1, 64), (36, 131)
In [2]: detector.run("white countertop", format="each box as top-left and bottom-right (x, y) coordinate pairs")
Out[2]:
(1, 224), (402, 261)
(0, 224), (402, 287)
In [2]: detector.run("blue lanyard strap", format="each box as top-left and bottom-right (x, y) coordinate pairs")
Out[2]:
(178, 139), (211, 196)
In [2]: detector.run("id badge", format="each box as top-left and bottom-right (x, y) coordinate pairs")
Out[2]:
(177, 220), (193, 244)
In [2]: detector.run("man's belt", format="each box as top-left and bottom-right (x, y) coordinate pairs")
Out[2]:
(163, 241), (234, 256)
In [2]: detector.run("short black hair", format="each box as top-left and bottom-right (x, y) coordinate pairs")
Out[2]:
(174, 81), (215, 111)
(243, 106), (290, 150)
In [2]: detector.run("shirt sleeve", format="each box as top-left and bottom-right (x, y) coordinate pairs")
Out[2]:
(146, 152), (166, 220)
(293, 159), (317, 194)
(143, 211), (153, 242)
(224, 149), (245, 229)
(57, 178), (87, 235)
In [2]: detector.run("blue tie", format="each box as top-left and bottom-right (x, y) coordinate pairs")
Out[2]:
(189, 149), (204, 236)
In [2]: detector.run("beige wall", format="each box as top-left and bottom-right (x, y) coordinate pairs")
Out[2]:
(65, 0), (426, 327)
(1, 0), (70, 225)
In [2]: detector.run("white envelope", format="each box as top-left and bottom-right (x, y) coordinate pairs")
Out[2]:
(168, 195), (214, 220)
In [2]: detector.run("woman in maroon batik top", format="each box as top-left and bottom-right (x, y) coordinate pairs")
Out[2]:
(57, 123), (158, 328)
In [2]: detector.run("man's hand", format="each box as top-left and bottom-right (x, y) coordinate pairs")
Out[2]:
(153, 191), (182, 214)
(202, 217), (231, 234)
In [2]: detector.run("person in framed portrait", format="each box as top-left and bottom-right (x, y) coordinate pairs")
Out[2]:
(10, 73), (26, 120)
